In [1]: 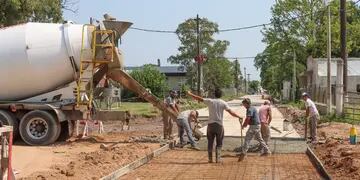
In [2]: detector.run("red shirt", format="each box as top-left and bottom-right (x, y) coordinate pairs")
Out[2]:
(259, 104), (271, 124)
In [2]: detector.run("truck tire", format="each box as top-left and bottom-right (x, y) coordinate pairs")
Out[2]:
(19, 110), (61, 145)
(0, 110), (19, 139)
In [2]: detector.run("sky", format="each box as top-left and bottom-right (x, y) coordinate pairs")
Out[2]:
(64, 0), (276, 81)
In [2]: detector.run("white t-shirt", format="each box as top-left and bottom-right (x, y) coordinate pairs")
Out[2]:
(305, 98), (319, 117)
(203, 98), (230, 126)
(177, 110), (191, 120)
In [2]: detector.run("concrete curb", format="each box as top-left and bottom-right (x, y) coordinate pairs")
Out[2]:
(306, 147), (331, 180)
(100, 143), (172, 180)
(203, 135), (305, 141)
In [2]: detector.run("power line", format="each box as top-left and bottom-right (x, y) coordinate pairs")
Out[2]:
(129, 22), (272, 34)
(129, 1), (360, 34)
(127, 10), (323, 34)
(129, 27), (175, 33)
(226, 56), (257, 60)
(218, 23), (271, 32)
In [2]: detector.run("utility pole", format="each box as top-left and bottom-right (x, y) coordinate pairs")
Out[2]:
(292, 49), (296, 101)
(196, 14), (202, 95)
(234, 58), (239, 96)
(244, 67), (247, 94)
(341, 0), (347, 94)
(326, 1), (332, 114)
(247, 74), (251, 92)
(337, 0), (346, 115)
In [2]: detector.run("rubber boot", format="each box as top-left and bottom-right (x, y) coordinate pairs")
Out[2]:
(216, 147), (222, 163)
(208, 152), (213, 163)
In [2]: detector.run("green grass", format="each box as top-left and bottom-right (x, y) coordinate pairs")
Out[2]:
(318, 113), (360, 125)
(284, 101), (305, 110)
(113, 102), (159, 118)
(106, 93), (243, 118)
(180, 99), (206, 111)
(222, 93), (245, 101)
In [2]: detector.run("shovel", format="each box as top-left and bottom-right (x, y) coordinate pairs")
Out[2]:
(238, 117), (244, 146)
(238, 117), (245, 162)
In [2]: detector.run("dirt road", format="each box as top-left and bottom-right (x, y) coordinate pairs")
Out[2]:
(14, 117), (166, 179)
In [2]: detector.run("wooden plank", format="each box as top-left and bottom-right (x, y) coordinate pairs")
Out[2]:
(100, 144), (170, 180)
(306, 147), (331, 180)
(107, 69), (178, 120)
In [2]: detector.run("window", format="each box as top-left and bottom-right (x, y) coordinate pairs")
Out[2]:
(357, 85), (360, 92)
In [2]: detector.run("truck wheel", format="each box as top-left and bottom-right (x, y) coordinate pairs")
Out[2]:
(0, 110), (19, 139)
(19, 110), (61, 145)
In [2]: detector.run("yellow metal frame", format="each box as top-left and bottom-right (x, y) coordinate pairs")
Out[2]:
(76, 25), (115, 108)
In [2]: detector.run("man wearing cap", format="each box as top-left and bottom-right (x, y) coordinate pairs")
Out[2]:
(259, 100), (272, 145)
(238, 98), (271, 161)
(302, 92), (320, 144)
(163, 90), (179, 139)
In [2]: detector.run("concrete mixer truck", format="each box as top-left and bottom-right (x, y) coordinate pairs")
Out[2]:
(0, 16), (178, 145)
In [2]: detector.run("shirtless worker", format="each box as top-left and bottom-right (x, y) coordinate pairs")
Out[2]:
(238, 98), (271, 161)
(187, 89), (241, 163)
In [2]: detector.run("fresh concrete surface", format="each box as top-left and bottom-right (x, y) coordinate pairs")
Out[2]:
(198, 95), (301, 138)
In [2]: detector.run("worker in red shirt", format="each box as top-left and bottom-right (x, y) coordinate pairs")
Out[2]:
(259, 100), (272, 145)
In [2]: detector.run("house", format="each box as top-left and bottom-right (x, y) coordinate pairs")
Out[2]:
(300, 56), (360, 104)
(125, 65), (187, 91)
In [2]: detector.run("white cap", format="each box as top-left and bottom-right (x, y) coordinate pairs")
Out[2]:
(302, 92), (309, 97)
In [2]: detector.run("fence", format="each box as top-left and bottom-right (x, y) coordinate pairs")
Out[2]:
(304, 86), (331, 105)
(344, 91), (360, 123)
(303, 86), (360, 123)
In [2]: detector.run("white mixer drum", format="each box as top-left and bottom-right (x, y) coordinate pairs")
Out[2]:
(0, 22), (92, 101)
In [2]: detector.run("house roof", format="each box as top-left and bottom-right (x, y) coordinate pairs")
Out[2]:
(125, 66), (187, 74)
(315, 58), (360, 77)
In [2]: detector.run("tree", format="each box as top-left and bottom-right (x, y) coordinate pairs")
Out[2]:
(124, 65), (169, 99)
(248, 80), (260, 94)
(168, 17), (232, 92)
(203, 58), (234, 94)
(255, 0), (360, 97)
(0, 0), (78, 27)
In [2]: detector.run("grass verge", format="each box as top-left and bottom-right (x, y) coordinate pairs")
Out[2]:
(113, 102), (159, 118)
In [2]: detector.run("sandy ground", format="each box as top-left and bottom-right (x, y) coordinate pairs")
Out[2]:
(314, 123), (360, 180)
(280, 106), (360, 180)
(13, 117), (169, 179)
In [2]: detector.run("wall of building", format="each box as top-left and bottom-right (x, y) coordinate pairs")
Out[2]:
(317, 76), (360, 92)
(166, 76), (187, 91)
